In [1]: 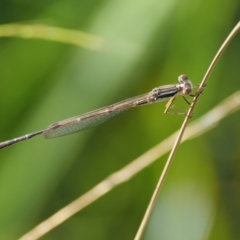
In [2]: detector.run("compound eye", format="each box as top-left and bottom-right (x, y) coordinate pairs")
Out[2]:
(178, 74), (188, 83)
(183, 86), (192, 95)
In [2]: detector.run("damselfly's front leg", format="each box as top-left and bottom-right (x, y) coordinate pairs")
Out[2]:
(164, 96), (176, 114)
(164, 96), (192, 117)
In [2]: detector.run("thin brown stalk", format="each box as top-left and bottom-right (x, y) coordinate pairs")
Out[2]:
(134, 21), (240, 240)
(19, 90), (240, 240)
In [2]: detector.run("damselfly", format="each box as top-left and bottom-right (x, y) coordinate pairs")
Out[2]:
(0, 74), (194, 149)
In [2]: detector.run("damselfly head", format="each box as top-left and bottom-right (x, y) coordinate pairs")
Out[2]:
(178, 74), (193, 96)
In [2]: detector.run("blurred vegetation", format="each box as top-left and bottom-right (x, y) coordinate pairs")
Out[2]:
(0, 0), (240, 239)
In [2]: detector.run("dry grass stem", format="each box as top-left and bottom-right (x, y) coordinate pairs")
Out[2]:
(19, 91), (240, 240)
(134, 21), (240, 240)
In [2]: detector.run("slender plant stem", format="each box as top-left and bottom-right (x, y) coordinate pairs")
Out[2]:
(1, 21), (239, 240)
(19, 90), (240, 240)
(134, 21), (240, 240)
(0, 24), (103, 50)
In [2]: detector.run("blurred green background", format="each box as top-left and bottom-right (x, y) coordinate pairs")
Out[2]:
(0, 0), (240, 239)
